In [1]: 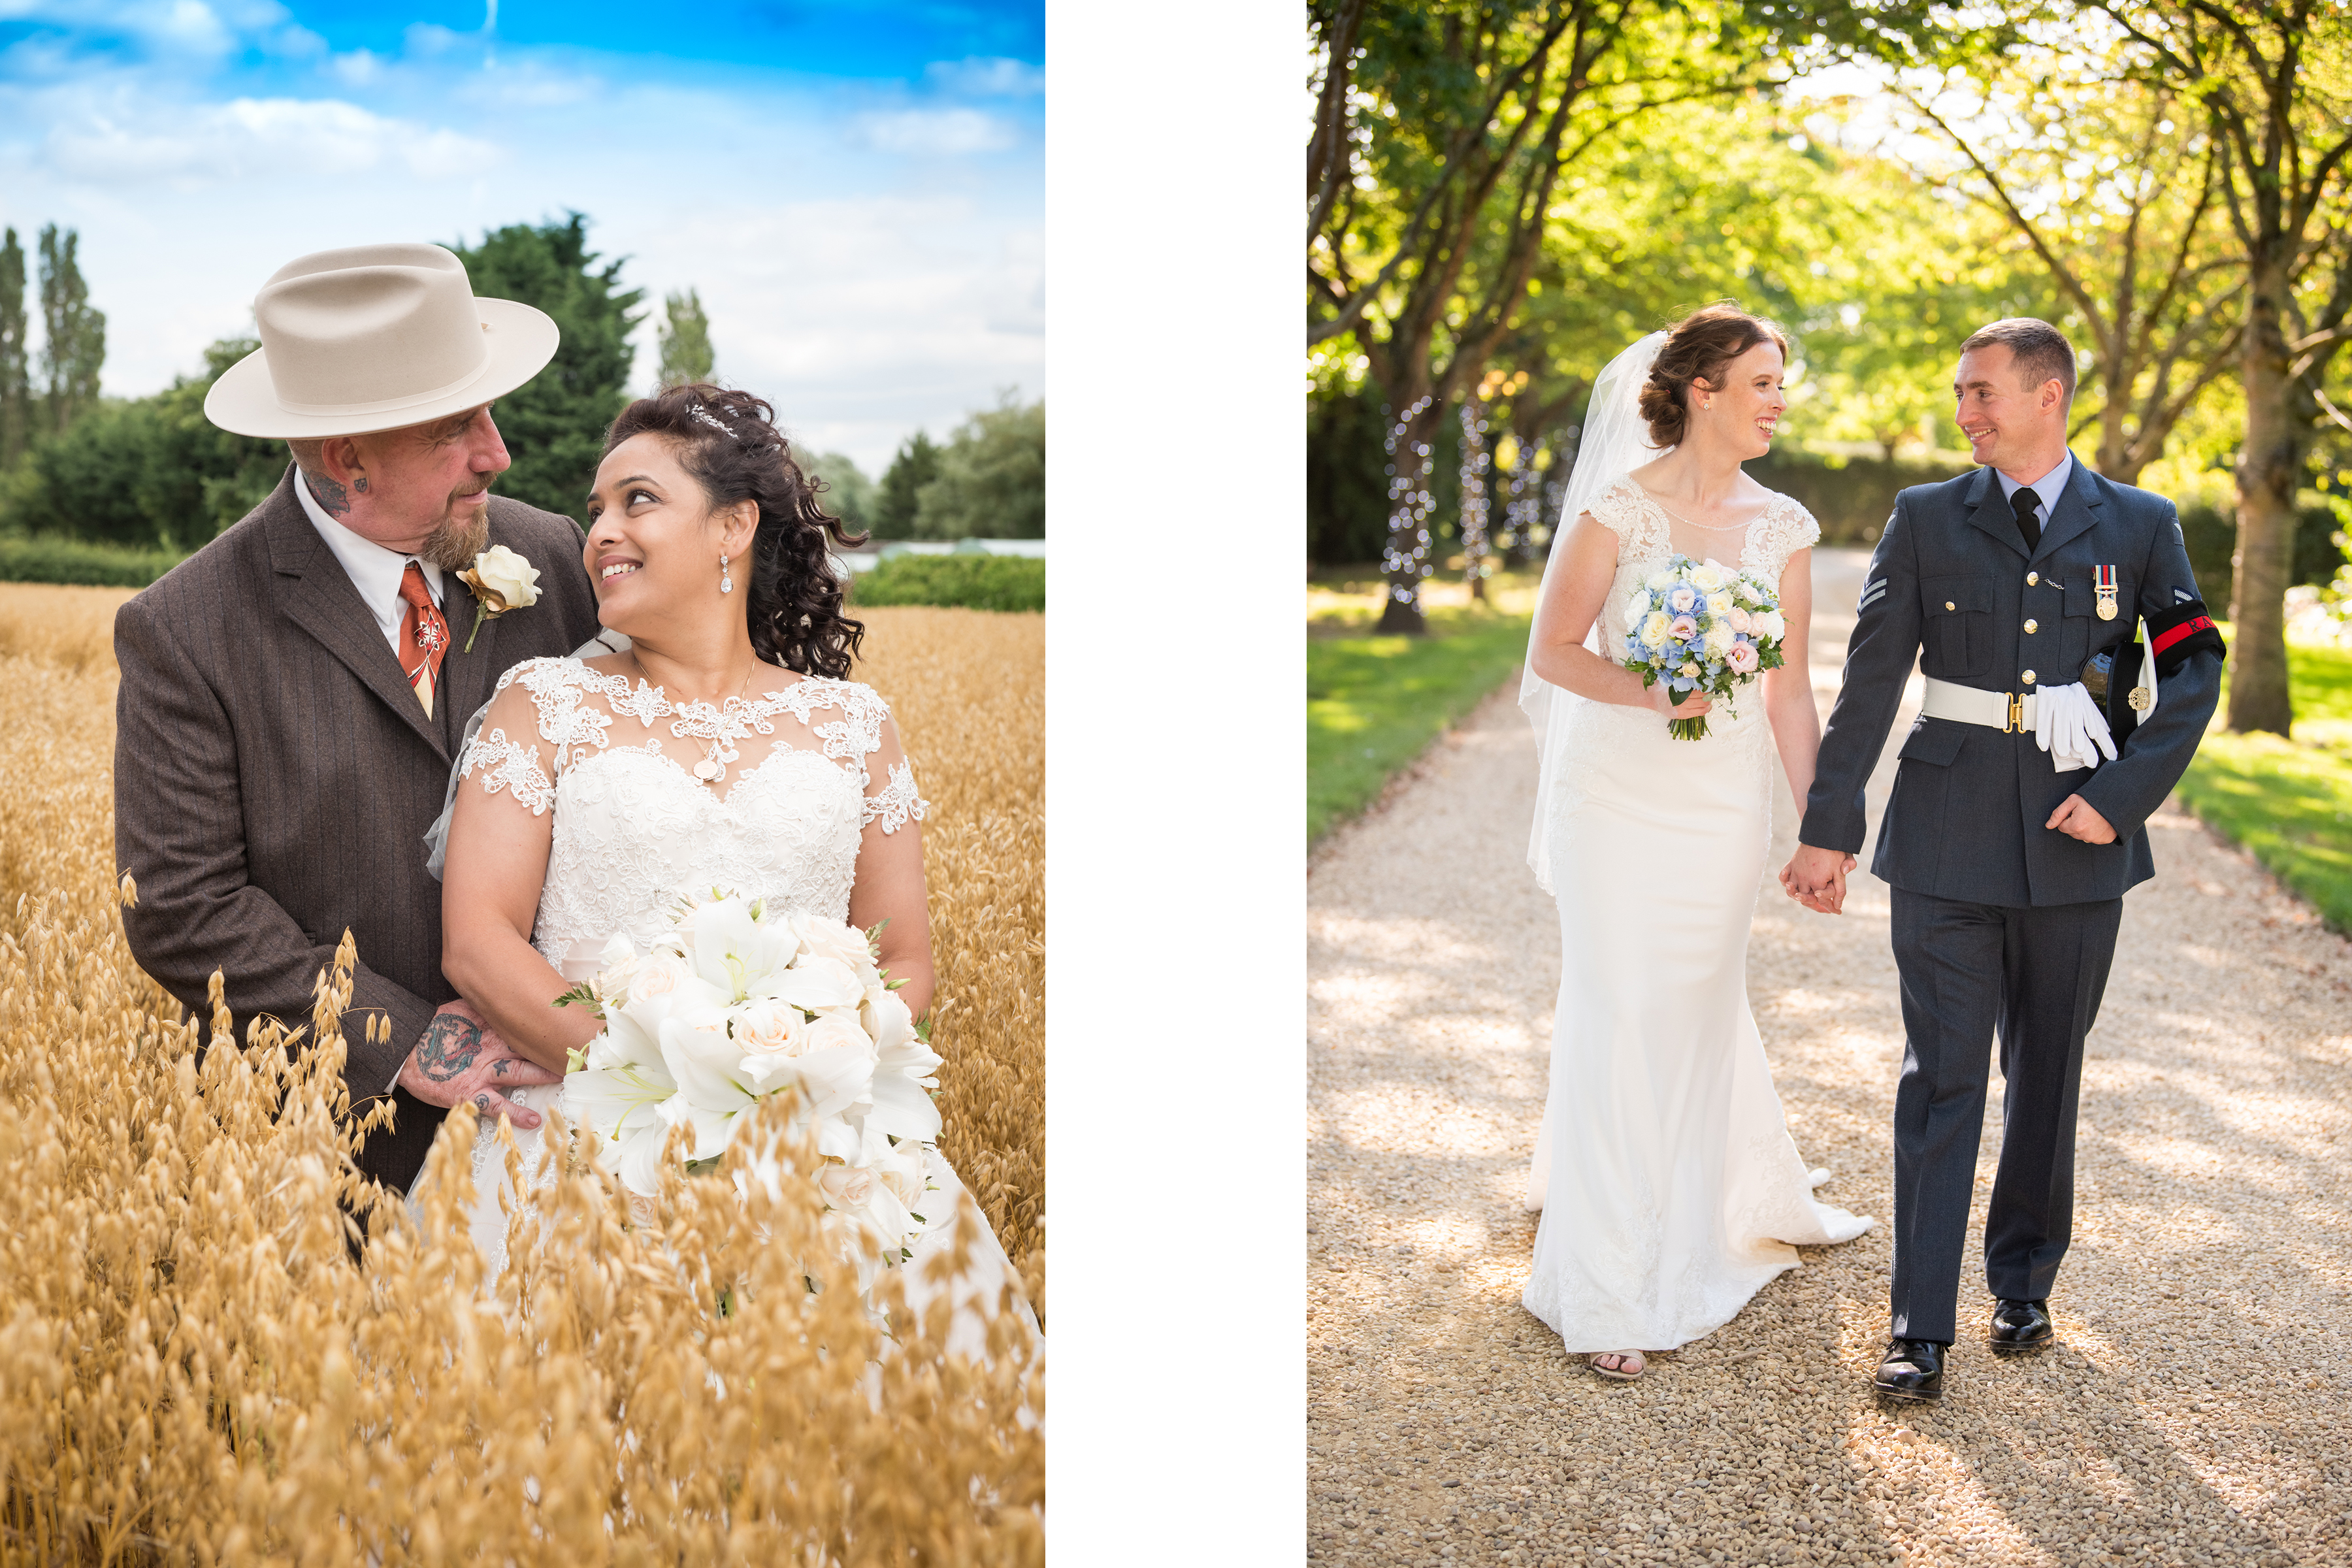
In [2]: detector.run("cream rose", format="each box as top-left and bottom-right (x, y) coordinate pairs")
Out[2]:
(1690, 563), (1725, 591)
(1641, 610), (1671, 647)
(1705, 592), (1732, 618)
(461, 545), (541, 612)
(734, 997), (808, 1056)
(816, 1162), (877, 1210)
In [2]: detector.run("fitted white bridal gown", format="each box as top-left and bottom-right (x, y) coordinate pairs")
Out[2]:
(1521, 478), (1871, 1354)
(427, 655), (1032, 1358)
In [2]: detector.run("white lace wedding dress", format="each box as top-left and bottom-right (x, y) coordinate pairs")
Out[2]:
(427, 655), (1030, 1359)
(1522, 478), (1872, 1354)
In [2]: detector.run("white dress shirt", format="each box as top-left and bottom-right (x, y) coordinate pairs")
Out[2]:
(1994, 451), (2073, 525)
(292, 468), (446, 651)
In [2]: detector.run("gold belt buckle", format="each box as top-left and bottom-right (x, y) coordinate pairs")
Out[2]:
(2006, 693), (2025, 732)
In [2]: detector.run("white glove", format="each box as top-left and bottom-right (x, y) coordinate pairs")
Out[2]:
(2032, 680), (2117, 772)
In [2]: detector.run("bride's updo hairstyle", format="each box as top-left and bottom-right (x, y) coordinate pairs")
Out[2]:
(599, 383), (867, 679)
(1637, 302), (1791, 448)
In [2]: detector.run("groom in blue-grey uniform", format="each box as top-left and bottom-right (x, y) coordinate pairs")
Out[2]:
(1782, 318), (2225, 1403)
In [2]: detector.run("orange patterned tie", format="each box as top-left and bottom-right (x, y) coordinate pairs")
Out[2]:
(396, 562), (448, 718)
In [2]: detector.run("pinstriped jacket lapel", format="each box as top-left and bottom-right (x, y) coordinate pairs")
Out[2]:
(261, 470), (449, 763)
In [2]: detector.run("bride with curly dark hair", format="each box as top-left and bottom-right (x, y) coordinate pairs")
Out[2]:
(427, 383), (1032, 1356)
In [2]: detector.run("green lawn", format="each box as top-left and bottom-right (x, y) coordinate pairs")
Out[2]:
(2176, 635), (2352, 930)
(1307, 568), (1537, 845)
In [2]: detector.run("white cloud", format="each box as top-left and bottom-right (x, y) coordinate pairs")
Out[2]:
(459, 59), (604, 109)
(850, 107), (1015, 157)
(43, 96), (504, 185)
(327, 48), (382, 88)
(924, 56), (1044, 97)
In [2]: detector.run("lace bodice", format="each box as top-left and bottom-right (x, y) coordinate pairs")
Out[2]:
(1583, 477), (1820, 664)
(461, 657), (928, 976)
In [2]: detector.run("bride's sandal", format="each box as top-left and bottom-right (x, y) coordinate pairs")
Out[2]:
(1590, 1350), (1646, 1380)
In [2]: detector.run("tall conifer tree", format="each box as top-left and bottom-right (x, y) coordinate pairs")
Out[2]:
(0, 228), (27, 465)
(37, 225), (105, 437)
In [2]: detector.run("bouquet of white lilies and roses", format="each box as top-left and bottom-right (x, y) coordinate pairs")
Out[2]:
(554, 886), (944, 1296)
(1620, 553), (1789, 741)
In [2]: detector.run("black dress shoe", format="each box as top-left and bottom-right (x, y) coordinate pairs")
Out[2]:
(1873, 1337), (1945, 1402)
(1989, 1298), (2053, 1352)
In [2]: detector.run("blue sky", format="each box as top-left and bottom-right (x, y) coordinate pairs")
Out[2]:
(0, 0), (1043, 474)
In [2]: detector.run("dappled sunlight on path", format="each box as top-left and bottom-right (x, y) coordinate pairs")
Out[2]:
(1308, 548), (2352, 1567)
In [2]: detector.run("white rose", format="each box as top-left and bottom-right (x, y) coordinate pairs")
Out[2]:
(1756, 610), (1787, 640)
(803, 1011), (873, 1056)
(1705, 592), (1731, 619)
(1622, 591), (1650, 631)
(1703, 624), (1734, 657)
(1690, 563), (1725, 591)
(460, 544), (542, 613)
(789, 911), (879, 979)
(1645, 569), (1675, 591)
(1640, 611), (1671, 647)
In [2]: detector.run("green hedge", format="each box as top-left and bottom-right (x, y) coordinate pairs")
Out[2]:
(849, 553), (1043, 613)
(0, 535), (185, 587)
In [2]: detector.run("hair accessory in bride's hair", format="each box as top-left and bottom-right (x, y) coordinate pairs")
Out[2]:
(688, 404), (734, 438)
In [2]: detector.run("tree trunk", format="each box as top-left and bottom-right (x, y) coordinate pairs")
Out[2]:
(2226, 249), (2298, 736)
(1377, 393), (1441, 634)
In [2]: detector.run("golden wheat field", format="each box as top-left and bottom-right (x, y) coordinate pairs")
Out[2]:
(0, 582), (1044, 1565)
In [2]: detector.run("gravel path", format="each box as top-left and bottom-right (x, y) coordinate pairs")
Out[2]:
(1307, 548), (2352, 1568)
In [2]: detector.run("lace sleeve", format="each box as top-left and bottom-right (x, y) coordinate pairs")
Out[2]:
(1750, 496), (1822, 585)
(1582, 477), (1666, 562)
(864, 761), (929, 834)
(461, 665), (565, 813)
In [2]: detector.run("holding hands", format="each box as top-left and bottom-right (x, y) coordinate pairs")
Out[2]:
(395, 998), (562, 1130)
(1780, 843), (1857, 915)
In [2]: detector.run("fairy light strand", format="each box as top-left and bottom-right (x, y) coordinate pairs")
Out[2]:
(1380, 395), (1437, 612)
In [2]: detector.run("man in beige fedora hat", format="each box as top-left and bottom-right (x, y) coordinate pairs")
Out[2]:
(114, 242), (610, 1202)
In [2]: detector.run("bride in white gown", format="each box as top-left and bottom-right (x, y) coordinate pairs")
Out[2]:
(1520, 306), (1870, 1379)
(425, 384), (1030, 1360)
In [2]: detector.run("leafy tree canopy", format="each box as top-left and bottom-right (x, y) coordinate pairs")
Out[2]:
(449, 214), (645, 521)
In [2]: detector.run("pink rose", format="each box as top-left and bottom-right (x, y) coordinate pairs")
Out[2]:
(1727, 607), (1753, 633)
(1727, 640), (1759, 674)
(1667, 615), (1698, 641)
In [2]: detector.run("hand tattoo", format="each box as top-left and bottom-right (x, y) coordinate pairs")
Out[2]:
(474, 1093), (495, 1113)
(494, 1058), (511, 1077)
(418, 1013), (485, 1083)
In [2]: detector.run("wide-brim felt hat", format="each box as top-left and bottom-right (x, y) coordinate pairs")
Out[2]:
(204, 242), (559, 439)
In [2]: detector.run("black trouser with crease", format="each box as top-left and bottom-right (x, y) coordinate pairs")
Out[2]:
(1886, 887), (2123, 1345)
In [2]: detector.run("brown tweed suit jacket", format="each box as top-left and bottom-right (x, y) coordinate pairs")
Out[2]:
(114, 466), (606, 1194)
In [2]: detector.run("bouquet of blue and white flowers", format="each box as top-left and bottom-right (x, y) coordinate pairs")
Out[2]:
(1620, 554), (1789, 740)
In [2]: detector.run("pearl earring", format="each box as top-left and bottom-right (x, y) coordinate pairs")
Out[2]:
(720, 554), (733, 594)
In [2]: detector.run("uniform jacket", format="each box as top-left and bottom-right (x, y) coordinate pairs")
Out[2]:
(114, 466), (606, 1192)
(1799, 461), (2224, 907)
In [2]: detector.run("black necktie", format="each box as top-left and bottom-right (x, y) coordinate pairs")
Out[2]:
(2012, 487), (2042, 552)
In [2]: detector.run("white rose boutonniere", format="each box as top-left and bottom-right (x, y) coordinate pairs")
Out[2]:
(455, 544), (542, 652)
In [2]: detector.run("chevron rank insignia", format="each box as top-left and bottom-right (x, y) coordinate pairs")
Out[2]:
(1858, 577), (1887, 612)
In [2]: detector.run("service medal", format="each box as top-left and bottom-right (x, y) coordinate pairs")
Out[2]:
(2095, 564), (2119, 621)
(2127, 687), (2153, 711)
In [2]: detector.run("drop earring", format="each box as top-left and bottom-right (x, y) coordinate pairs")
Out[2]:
(720, 553), (733, 594)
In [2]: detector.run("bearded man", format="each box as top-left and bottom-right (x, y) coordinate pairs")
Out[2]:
(115, 242), (608, 1200)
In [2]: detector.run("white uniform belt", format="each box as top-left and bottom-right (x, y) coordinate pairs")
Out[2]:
(1920, 676), (2036, 732)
